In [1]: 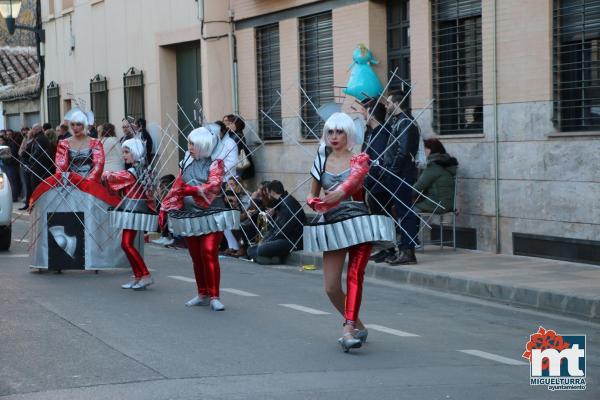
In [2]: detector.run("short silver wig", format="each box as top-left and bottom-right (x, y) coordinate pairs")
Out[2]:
(188, 127), (218, 159)
(322, 112), (362, 150)
(121, 138), (146, 164)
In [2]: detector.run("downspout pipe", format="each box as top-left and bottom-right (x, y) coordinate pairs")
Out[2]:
(228, 9), (239, 115)
(492, 0), (500, 253)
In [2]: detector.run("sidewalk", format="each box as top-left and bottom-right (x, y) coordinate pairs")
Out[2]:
(287, 247), (600, 323)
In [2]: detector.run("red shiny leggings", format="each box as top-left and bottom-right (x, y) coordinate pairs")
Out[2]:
(345, 243), (373, 322)
(121, 229), (150, 279)
(185, 231), (224, 298)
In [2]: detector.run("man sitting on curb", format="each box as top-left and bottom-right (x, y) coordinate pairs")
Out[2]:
(248, 180), (306, 265)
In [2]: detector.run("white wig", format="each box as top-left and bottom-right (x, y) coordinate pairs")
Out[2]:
(121, 138), (146, 164)
(204, 123), (221, 137)
(67, 110), (89, 126)
(322, 112), (360, 149)
(188, 127), (218, 159)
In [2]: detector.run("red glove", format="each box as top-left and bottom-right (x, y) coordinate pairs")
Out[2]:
(180, 184), (200, 197)
(307, 197), (321, 211)
(158, 210), (167, 231)
(306, 197), (330, 213)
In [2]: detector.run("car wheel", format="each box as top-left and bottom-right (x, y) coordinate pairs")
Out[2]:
(0, 225), (12, 251)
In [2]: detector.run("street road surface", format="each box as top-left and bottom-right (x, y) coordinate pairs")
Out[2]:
(1, 216), (598, 399)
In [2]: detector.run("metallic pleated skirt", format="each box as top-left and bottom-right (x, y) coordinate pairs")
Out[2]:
(303, 213), (396, 252)
(168, 208), (240, 237)
(109, 210), (159, 232)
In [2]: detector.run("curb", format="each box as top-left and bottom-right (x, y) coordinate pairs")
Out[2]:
(287, 251), (600, 324)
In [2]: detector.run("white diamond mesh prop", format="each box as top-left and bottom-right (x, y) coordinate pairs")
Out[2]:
(274, 73), (445, 249)
(163, 69), (447, 254)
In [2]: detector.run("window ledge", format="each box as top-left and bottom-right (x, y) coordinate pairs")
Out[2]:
(43, 14), (55, 22)
(61, 7), (74, 16)
(261, 139), (284, 144)
(90, 0), (104, 5)
(547, 131), (600, 138)
(436, 133), (485, 140)
(298, 138), (320, 144)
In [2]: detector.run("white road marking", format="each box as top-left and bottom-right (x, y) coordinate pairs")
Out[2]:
(458, 350), (528, 366)
(279, 304), (330, 315)
(14, 238), (29, 243)
(168, 277), (259, 297)
(221, 288), (259, 297)
(1, 254), (28, 258)
(365, 324), (420, 337)
(168, 275), (196, 283)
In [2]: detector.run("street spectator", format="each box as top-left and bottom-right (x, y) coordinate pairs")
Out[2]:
(207, 121), (238, 181)
(151, 174), (176, 246)
(0, 136), (9, 169)
(413, 139), (458, 213)
(222, 189), (243, 256)
(380, 90), (420, 265)
(247, 180), (305, 264)
(227, 177), (251, 209)
(56, 123), (71, 141)
(18, 127), (34, 210)
(358, 98), (399, 263)
(134, 118), (154, 165)
(100, 123), (124, 172)
(29, 125), (54, 192)
(224, 114), (255, 186)
(87, 124), (98, 138)
(4, 129), (22, 202)
(42, 123), (52, 133)
(44, 128), (58, 163)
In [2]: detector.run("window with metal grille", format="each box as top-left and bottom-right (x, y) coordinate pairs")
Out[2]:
(299, 11), (334, 139)
(432, 0), (483, 135)
(123, 67), (145, 121)
(553, 0), (600, 132)
(90, 74), (109, 125)
(387, 1), (411, 92)
(47, 81), (61, 128)
(256, 23), (282, 140)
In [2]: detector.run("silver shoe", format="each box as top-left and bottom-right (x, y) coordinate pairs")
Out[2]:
(185, 295), (210, 307)
(355, 328), (369, 343)
(210, 298), (225, 311)
(338, 331), (362, 353)
(121, 277), (139, 289)
(132, 276), (154, 290)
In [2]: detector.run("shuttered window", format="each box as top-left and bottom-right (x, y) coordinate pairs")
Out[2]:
(123, 67), (145, 120)
(299, 11), (334, 139)
(47, 81), (60, 128)
(553, 0), (600, 131)
(256, 23), (282, 140)
(432, 0), (483, 135)
(90, 74), (109, 125)
(387, 1), (411, 91)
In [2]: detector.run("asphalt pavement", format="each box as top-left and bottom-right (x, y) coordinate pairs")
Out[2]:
(1, 215), (599, 399)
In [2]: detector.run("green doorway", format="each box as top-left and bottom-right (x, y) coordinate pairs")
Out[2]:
(176, 41), (202, 160)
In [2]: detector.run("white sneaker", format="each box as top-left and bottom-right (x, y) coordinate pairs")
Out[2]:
(132, 276), (154, 290)
(163, 238), (175, 246)
(151, 237), (168, 245)
(185, 295), (210, 307)
(121, 277), (139, 289)
(210, 298), (225, 311)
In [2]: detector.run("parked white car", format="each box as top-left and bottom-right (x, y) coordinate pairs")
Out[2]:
(0, 145), (13, 250)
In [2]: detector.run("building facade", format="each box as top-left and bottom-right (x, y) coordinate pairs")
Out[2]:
(41, 0), (600, 263)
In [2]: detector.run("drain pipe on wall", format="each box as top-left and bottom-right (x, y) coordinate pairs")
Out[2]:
(228, 8), (239, 115)
(492, 0), (501, 254)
